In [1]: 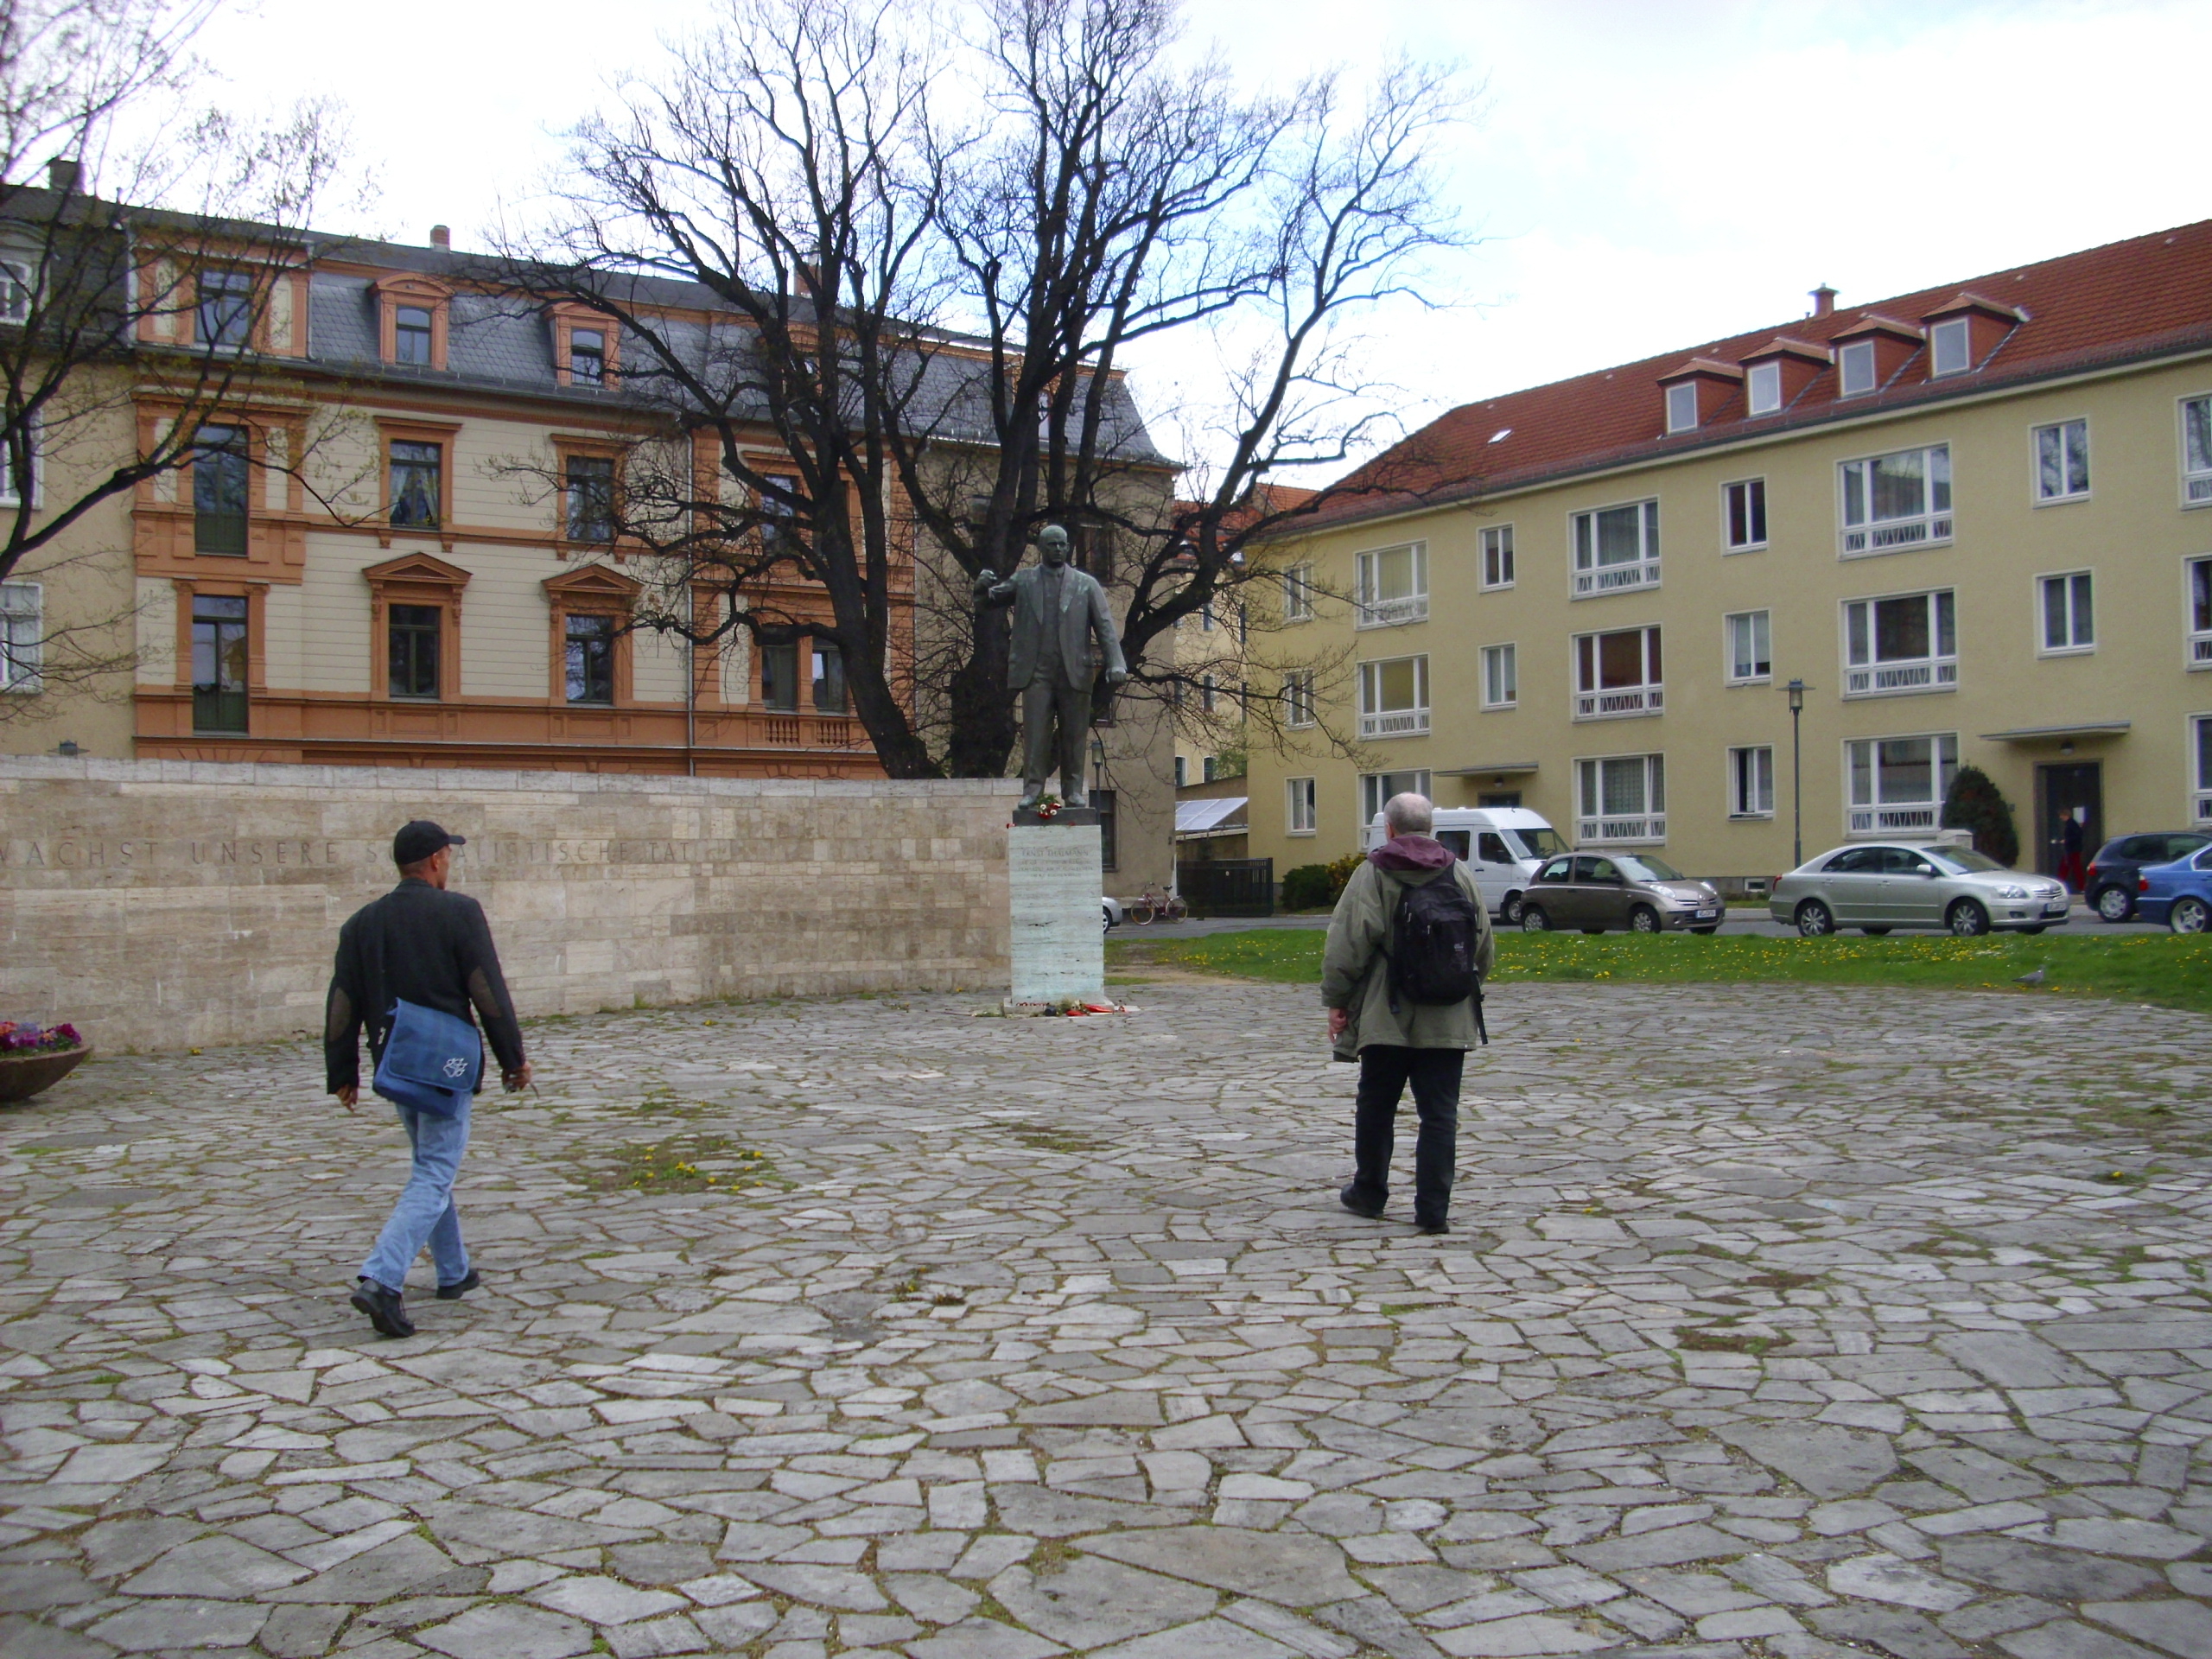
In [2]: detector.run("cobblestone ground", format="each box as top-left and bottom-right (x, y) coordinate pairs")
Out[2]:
(3, 980), (2209, 1659)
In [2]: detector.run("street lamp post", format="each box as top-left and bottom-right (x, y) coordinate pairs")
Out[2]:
(1786, 678), (1807, 868)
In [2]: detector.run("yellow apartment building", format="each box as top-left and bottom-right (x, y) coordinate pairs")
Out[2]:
(1245, 219), (2212, 891)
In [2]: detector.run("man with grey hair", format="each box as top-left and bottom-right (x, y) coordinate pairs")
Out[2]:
(1320, 792), (1495, 1233)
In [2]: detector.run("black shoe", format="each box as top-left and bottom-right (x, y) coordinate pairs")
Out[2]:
(1339, 1185), (1384, 1220)
(350, 1279), (415, 1338)
(1417, 1217), (1451, 1236)
(435, 1269), (480, 1301)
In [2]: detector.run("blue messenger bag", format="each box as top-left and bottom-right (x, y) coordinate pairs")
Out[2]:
(372, 998), (481, 1118)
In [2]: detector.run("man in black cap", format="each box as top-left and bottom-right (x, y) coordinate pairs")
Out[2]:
(326, 821), (531, 1338)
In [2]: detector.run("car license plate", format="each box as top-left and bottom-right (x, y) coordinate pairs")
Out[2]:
(1696, 907), (1718, 918)
(2043, 902), (2068, 916)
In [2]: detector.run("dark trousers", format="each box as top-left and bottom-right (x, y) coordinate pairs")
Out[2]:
(1346, 1046), (1463, 1225)
(1020, 676), (1091, 801)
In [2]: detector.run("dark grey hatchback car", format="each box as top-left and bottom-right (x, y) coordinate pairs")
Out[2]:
(2086, 833), (2210, 921)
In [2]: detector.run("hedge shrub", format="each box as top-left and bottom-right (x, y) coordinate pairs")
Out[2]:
(1281, 852), (1364, 911)
(1941, 765), (2021, 866)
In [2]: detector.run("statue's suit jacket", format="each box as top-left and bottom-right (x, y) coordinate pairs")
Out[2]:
(995, 563), (1128, 691)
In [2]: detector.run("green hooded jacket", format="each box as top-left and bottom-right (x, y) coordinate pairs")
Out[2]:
(1321, 837), (1497, 1061)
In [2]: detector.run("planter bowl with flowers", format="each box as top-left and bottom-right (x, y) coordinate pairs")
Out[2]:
(0, 1021), (92, 1103)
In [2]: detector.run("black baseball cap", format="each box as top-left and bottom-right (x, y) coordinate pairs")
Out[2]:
(392, 820), (466, 866)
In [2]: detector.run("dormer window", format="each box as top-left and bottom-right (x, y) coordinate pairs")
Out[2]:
(394, 305), (433, 365)
(1746, 362), (1782, 416)
(1658, 359), (1740, 434)
(570, 328), (607, 386)
(197, 268), (253, 349)
(552, 308), (620, 388)
(372, 274), (451, 370)
(1930, 317), (1972, 377)
(1838, 340), (1877, 397)
(1666, 383), (1698, 433)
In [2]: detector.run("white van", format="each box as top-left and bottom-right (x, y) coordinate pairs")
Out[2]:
(1361, 807), (1571, 924)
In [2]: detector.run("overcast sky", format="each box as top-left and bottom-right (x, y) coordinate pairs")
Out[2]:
(185, 0), (2210, 479)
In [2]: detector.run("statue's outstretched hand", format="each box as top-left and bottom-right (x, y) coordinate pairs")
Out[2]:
(1104, 668), (1128, 685)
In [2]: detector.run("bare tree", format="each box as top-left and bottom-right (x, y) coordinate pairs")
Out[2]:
(514, 0), (1468, 778)
(0, 0), (358, 711)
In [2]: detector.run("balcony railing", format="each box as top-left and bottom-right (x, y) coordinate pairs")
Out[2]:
(2197, 791), (2212, 825)
(193, 689), (248, 734)
(1354, 594), (1428, 628)
(1848, 804), (1939, 834)
(1845, 655), (1957, 696)
(1574, 683), (1662, 720)
(1576, 813), (1666, 844)
(1357, 707), (1430, 740)
(2188, 472), (2212, 505)
(1842, 513), (1952, 556)
(2190, 628), (2212, 667)
(1573, 558), (1659, 598)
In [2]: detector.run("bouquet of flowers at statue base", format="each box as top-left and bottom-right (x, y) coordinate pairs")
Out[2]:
(0, 1020), (85, 1054)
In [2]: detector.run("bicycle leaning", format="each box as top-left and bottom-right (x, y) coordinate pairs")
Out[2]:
(1124, 884), (1188, 925)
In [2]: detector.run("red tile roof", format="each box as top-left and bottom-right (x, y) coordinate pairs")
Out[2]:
(1305, 218), (2212, 532)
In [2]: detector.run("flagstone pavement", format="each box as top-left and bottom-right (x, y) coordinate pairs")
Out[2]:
(2, 979), (2209, 1659)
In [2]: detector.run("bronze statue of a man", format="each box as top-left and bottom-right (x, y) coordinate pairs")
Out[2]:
(974, 524), (1128, 810)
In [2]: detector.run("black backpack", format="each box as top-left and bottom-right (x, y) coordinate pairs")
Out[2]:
(1387, 869), (1488, 1041)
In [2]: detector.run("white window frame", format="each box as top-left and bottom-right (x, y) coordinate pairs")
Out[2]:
(1745, 361), (1782, 416)
(2189, 556), (2212, 670)
(1357, 654), (1428, 740)
(2182, 394), (2212, 508)
(1281, 563), (1314, 623)
(1665, 382), (1698, 434)
(1725, 609), (1771, 685)
(1723, 477), (1767, 552)
(1286, 776), (1318, 836)
(1570, 498), (1661, 597)
(2033, 418), (2090, 505)
(0, 580), (41, 691)
(1843, 588), (1958, 697)
(1837, 340), (1877, 398)
(1479, 642), (1517, 709)
(0, 258), (31, 324)
(1281, 669), (1316, 729)
(1480, 525), (1515, 590)
(1353, 541), (1428, 628)
(1929, 318), (1972, 378)
(1573, 625), (1662, 720)
(1728, 745), (1775, 819)
(1575, 752), (1666, 845)
(1839, 442), (1953, 556)
(2037, 569), (2094, 656)
(1846, 731), (1959, 836)
(2194, 714), (2212, 828)
(1361, 769), (1432, 824)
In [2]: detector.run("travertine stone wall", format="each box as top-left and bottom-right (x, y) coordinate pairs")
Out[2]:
(0, 757), (1016, 1053)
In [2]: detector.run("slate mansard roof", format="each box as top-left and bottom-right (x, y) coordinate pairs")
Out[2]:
(1309, 217), (2212, 532)
(296, 234), (1167, 465)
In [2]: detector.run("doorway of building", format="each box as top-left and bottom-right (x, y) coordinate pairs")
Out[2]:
(1478, 791), (1522, 808)
(2035, 762), (2102, 887)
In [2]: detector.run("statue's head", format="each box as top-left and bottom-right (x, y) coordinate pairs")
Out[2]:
(1037, 524), (1070, 567)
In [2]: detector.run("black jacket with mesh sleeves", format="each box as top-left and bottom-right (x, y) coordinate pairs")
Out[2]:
(324, 878), (526, 1093)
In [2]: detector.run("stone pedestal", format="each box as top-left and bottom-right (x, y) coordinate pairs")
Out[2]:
(1006, 821), (1105, 1010)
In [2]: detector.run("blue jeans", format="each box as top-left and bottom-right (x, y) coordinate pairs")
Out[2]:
(360, 1097), (471, 1294)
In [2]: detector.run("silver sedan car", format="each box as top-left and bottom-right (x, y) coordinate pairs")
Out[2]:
(1770, 842), (2071, 938)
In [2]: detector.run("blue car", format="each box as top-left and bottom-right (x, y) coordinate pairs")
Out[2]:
(2136, 844), (2212, 933)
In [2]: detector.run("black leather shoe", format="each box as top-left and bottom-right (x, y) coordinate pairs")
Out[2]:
(350, 1279), (415, 1338)
(1417, 1217), (1451, 1236)
(435, 1269), (480, 1301)
(1339, 1185), (1384, 1220)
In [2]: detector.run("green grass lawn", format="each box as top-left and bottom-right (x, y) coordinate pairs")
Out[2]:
(1109, 926), (2212, 1016)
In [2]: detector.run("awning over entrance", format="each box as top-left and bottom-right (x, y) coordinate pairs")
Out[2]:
(1434, 761), (1540, 777)
(1979, 720), (2131, 741)
(1175, 796), (1248, 836)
